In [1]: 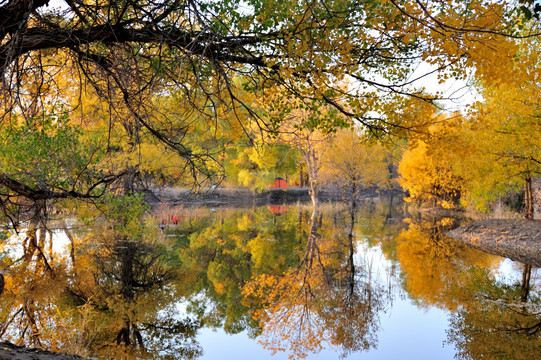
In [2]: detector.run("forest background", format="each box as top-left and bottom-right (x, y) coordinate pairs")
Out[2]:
(0, 0), (539, 223)
(1, 0), (540, 226)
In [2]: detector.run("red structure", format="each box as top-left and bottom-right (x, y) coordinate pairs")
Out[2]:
(268, 177), (290, 189)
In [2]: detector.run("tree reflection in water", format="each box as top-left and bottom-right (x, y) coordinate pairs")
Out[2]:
(2, 200), (540, 359)
(0, 200), (202, 360)
(243, 205), (390, 359)
(0, 200), (395, 359)
(395, 216), (541, 360)
(70, 226), (202, 359)
(446, 264), (541, 360)
(0, 217), (68, 350)
(395, 216), (497, 311)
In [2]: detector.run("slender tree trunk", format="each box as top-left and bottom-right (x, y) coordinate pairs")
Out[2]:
(307, 151), (318, 207)
(525, 176), (534, 220)
(521, 263), (532, 302)
(346, 218), (356, 298)
(350, 180), (357, 215)
(309, 179), (319, 207)
(123, 165), (137, 195)
(62, 221), (76, 268)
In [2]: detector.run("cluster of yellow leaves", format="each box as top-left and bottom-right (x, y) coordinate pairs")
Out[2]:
(398, 136), (464, 209)
(400, 36), (541, 213)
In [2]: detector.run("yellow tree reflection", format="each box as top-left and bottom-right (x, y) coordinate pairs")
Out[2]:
(0, 198), (202, 359)
(244, 207), (387, 359)
(0, 217), (70, 351)
(396, 217), (499, 311)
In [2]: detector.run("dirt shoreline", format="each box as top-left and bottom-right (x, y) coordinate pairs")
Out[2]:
(144, 186), (314, 207)
(0, 342), (87, 360)
(448, 219), (541, 267)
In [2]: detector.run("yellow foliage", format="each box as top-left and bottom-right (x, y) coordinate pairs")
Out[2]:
(321, 128), (393, 191)
(398, 139), (463, 208)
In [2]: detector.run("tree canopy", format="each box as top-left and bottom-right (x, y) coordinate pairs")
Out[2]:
(0, 0), (538, 225)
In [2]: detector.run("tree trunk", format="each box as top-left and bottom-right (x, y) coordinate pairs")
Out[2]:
(123, 165), (137, 195)
(521, 263), (532, 302)
(346, 202), (356, 298)
(350, 181), (358, 215)
(62, 221), (76, 268)
(525, 176), (534, 220)
(309, 179), (319, 207)
(299, 168), (307, 187)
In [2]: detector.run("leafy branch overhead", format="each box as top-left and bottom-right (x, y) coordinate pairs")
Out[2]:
(1, 0), (535, 121)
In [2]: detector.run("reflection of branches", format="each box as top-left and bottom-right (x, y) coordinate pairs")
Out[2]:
(141, 317), (203, 359)
(0, 215), (203, 359)
(0, 223), (62, 348)
(447, 265), (541, 359)
(251, 207), (388, 359)
(294, 209), (328, 295)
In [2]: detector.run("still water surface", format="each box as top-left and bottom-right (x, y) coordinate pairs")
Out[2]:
(0, 198), (538, 359)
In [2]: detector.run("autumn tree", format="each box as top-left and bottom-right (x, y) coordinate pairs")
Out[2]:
(224, 141), (300, 190)
(0, 0), (536, 219)
(397, 37), (541, 216)
(321, 127), (395, 205)
(452, 55), (541, 217)
(397, 113), (467, 209)
(258, 92), (347, 206)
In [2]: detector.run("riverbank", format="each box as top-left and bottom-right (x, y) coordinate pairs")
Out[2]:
(449, 219), (541, 267)
(144, 186), (396, 207)
(0, 342), (86, 360)
(144, 186), (312, 207)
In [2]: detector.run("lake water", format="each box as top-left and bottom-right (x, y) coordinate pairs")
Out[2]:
(0, 198), (538, 359)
